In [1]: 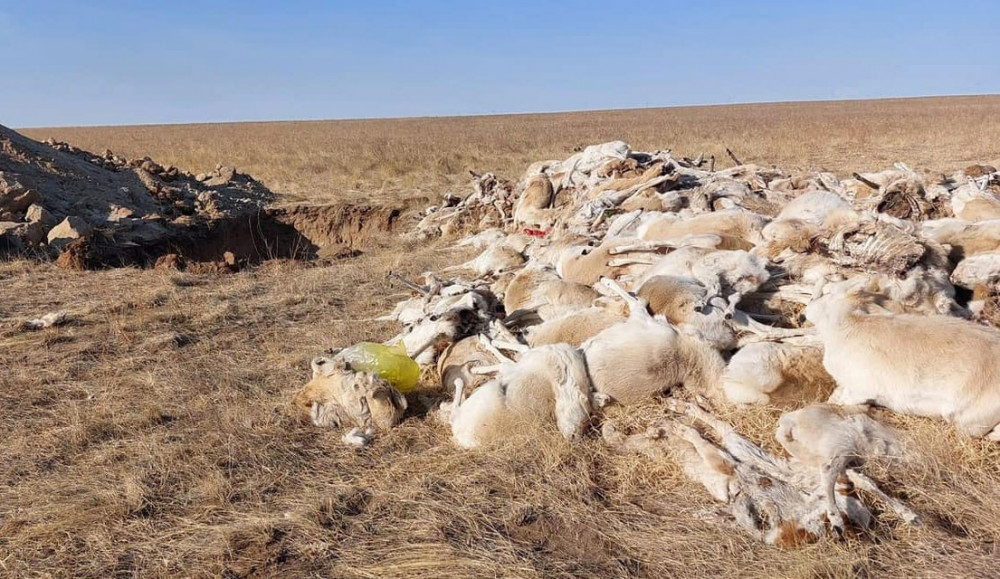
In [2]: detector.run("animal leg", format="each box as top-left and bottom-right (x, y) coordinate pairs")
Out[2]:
(845, 469), (921, 526)
(827, 387), (876, 407)
(341, 426), (376, 447)
(599, 277), (651, 319)
(821, 456), (852, 538)
(448, 378), (466, 428)
(388, 272), (431, 297)
(607, 240), (677, 255)
(608, 256), (656, 267)
(725, 292), (743, 317)
(590, 392), (613, 408)
(730, 309), (814, 340)
(478, 334), (517, 364)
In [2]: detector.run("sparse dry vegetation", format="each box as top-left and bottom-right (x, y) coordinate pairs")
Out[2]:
(23, 96), (1000, 203)
(5, 97), (1000, 577)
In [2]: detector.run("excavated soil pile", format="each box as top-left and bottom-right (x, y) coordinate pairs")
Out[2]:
(0, 125), (403, 269)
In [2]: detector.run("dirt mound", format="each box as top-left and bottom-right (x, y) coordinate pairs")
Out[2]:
(0, 125), (407, 269)
(271, 203), (403, 249)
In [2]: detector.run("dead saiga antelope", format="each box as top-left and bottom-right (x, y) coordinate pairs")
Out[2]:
(808, 280), (1000, 439)
(292, 356), (407, 447)
(444, 343), (594, 449)
(444, 278), (729, 448)
(604, 400), (916, 544)
(582, 278), (727, 404)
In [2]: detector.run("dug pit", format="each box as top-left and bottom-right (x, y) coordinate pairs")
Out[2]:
(0, 124), (408, 270)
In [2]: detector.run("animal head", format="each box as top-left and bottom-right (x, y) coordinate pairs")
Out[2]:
(292, 356), (407, 431)
(761, 218), (818, 257)
(803, 278), (866, 331)
(291, 356), (351, 423)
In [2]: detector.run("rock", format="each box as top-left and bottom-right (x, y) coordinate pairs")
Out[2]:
(47, 216), (92, 247)
(0, 187), (41, 214)
(205, 165), (236, 187)
(107, 205), (135, 222)
(195, 173), (209, 182)
(223, 251), (237, 267)
(170, 215), (195, 227)
(24, 203), (55, 226)
(0, 221), (44, 246)
(20, 221), (47, 245)
(139, 159), (162, 174)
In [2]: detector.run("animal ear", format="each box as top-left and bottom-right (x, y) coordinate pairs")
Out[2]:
(809, 276), (831, 301)
(311, 356), (342, 378)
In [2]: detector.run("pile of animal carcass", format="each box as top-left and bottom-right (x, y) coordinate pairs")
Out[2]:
(294, 140), (1000, 546)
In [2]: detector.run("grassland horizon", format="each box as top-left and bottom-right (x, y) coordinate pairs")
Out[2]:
(19, 93), (1000, 130)
(22, 95), (1000, 204)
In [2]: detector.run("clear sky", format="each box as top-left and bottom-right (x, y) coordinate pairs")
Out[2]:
(2, 0), (998, 127)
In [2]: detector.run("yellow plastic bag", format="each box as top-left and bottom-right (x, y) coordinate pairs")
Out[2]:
(339, 341), (420, 394)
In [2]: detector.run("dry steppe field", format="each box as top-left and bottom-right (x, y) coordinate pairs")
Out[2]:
(3, 96), (1000, 578)
(24, 96), (1000, 203)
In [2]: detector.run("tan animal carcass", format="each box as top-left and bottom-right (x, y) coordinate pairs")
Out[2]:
(581, 279), (726, 404)
(502, 265), (599, 319)
(447, 343), (594, 449)
(292, 357), (408, 446)
(723, 342), (834, 406)
(513, 175), (556, 228)
(557, 239), (651, 286)
(807, 285), (1000, 439)
(524, 305), (625, 348)
(637, 208), (769, 250)
(920, 218), (1000, 259)
(776, 404), (902, 534)
(636, 275), (736, 350)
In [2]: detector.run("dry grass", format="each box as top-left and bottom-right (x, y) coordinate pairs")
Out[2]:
(22, 96), (1000, 203)
(5, 96), (1000, 576)
(3, 244), (1000, 577)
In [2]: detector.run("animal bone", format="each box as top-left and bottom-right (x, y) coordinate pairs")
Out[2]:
(477, 334), (517, 365)
(607, 240), (678, 255)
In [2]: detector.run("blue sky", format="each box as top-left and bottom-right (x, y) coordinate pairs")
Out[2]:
(2, 0), (998, 127)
